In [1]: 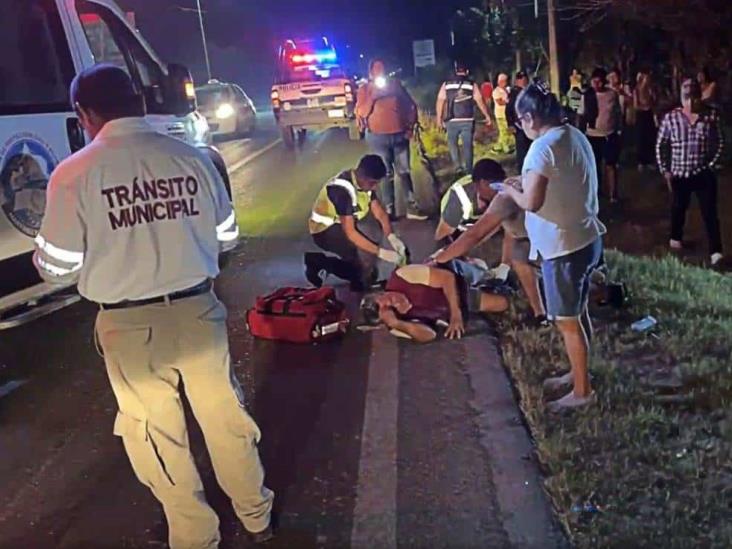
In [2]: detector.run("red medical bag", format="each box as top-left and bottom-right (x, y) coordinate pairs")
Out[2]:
(246, 287), (349, 343)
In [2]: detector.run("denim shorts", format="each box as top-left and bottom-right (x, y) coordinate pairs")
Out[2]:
(540, 238), (603, 319)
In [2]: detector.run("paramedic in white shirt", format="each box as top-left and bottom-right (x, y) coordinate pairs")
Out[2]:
(33, 64), (274, 547)
(502, 81), (606, 412)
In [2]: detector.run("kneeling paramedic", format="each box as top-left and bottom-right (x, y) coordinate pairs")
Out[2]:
(33, 65), (274, 548)
(360, 260), (509, 343)
(433, 173), (548, 326)
(307, 154), (407, 291)
(434, 159), (516, 283)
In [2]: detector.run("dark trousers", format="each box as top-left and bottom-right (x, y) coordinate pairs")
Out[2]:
(670, 170), (723, 254)
(636, 110), (656, 166)
(308, 225), (376, 288)
(515, 129), (531, 173)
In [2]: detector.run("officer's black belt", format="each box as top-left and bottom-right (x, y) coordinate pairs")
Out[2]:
(98, 279), (213, 310)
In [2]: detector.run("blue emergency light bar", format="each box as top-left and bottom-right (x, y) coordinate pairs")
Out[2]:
(291, 50), (337, 64)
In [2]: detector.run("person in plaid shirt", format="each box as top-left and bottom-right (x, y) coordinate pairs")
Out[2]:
(656, 76), (725, 266)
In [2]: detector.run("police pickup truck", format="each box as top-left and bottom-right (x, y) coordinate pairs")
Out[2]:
(0, 0), (232, 329)
(271, 38), (361, 148)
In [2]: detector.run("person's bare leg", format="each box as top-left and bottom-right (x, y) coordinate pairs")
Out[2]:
(580, 305), (593, 344)
(501, 232), (513, 265)
(512, 260), (545, 317)
(555, 317), (592, 397)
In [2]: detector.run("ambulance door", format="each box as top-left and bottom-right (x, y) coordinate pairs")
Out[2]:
(0, 0), (84, 298)
(68, 0), (196, 143)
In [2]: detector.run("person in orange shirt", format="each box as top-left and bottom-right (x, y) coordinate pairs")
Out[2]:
(356, 59), (427, 221)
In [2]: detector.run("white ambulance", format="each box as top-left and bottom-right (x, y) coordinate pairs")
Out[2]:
(0, 0), (232, 329)
(271, 37), (361, 148)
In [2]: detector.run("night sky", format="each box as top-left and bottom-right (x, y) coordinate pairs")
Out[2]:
(116, 0), (465, 103)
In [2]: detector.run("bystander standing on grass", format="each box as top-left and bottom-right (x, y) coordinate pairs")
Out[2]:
(503, 81), (606, 411)
(633, 69), (658, 172)
(581, 68), (623, 203)
(656, 75), (725, 267)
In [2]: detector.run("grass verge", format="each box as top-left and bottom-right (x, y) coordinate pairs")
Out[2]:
(412, 109), (732, 546)
(498, 251), (732, 549)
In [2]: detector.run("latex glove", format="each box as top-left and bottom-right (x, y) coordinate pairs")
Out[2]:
(387, 234), (407, 257)
(378, 248), (401, 264)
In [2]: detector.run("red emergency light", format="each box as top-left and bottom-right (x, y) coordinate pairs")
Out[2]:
(289, 50), (337, 66)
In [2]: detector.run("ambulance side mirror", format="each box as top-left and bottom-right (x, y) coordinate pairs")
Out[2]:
(167, 63), (197, 116)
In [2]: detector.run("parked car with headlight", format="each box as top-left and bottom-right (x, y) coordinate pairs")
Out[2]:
(196, 79), (257, 139)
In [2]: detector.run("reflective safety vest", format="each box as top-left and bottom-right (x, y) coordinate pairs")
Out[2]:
(445, 78), (476, 121)
(309, 172), (372, 235)
(440, 175), (479, 229)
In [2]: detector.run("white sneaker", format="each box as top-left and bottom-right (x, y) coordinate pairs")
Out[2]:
(546, 390), (597, 413)
(489, 263), (511, 282)
(711, 253), (724, 266)
(669, 239), (683, 250)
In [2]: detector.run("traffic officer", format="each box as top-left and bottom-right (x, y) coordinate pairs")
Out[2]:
(435, 61), (492, 174)
(434, 159), (513, 281)
(33, 64), (274, 548)
(306, 154), (406, 291)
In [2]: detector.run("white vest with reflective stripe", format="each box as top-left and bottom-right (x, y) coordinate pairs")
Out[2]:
(440, 175), (477, 225)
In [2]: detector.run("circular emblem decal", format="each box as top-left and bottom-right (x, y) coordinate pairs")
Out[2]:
(0, 134), (59, 237)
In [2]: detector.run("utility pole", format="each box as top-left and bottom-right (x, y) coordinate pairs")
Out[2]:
(195, 0), (212, 82)
(547, 0), (560, 94)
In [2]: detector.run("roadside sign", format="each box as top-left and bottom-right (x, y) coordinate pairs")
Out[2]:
(413, 40), (436, 68)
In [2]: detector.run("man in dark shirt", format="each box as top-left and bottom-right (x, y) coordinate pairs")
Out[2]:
(306, 155), (407, 290)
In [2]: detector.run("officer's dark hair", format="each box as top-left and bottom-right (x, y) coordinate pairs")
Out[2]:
(591, 67), (607, 82)
(472, 158), (506, 183)
(70, 63), (144, 120)
(356, 154), (387, 180)
(515, 80), (562, 125)
(515, 70), (528, 81)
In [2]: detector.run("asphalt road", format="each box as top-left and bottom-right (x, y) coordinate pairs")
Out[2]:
(0, 114), (566, 549)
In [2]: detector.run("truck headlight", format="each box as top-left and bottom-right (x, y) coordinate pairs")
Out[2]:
(216, 103), (235, 119)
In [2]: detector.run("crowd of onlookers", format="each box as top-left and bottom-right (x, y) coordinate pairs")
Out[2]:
(465, 66), (725, 268)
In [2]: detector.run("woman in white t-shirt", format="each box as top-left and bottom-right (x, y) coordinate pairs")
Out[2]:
(502, 81), (606, 411)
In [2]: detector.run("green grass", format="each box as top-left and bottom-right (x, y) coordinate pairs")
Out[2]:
(499, 251), (732, 549)
(413, 109), (732, 547)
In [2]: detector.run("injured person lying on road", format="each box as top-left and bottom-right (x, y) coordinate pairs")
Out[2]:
(359, 260), (509, 343)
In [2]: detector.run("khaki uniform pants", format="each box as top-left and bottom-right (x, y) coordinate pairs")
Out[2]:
(495, 116), (515, 153)
(96, 291), (274, 549)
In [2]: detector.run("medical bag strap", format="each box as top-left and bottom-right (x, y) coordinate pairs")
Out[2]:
(261, 294), (305, 316)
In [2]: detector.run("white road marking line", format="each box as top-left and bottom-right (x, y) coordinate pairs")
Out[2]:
(0, 379), (29, 400)
(350, 330), (399, 549)
(227, 138), (283, 173)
